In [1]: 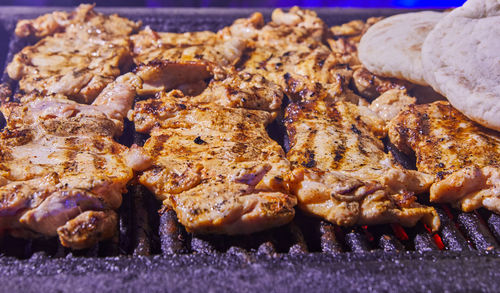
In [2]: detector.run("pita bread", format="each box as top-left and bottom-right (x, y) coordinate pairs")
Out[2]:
(358, 11), (444, 85)
(422, 0), (500, 131)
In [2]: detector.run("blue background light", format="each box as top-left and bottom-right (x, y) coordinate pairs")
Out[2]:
(2, 0), (467, 8)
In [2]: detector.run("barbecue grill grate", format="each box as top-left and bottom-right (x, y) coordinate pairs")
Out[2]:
(0, 7), (498, 292)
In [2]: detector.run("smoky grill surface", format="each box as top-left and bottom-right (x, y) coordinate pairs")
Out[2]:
(0, 7), (498, 292)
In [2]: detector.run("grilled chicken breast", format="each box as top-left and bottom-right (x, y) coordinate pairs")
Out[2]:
(131, 11), (264, 68)
(7, 4), (140, 104)
(130, 72), (296, 234)
(389, 101), (500, 214)
(328, 18), (412, 100)
(328, 18), (382, 68)
(0, 73), (149, 249)
(237, 7), (360, 103)
(133, 60), (282, 112)
(131, 27), (246, 67)
(285, 99), (439, 230)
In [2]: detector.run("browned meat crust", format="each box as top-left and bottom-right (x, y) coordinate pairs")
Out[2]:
(389, 101), (500, 214)
(0, 73), (149, 249)
(7, 4), (140, 104)
(131, 88), (296, 234)
(285, 99), (439, 230)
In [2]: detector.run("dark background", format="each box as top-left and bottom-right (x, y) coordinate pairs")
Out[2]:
(2, 0), (466, 8)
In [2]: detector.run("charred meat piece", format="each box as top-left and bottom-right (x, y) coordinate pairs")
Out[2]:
(7, 4), (140, 104)
(285, 99), (439, 230)
(327, 17), (382, 68)
(134, 60), (213, 97)
(389, 101), (500, 214)
(0, 73), (150, 249)
(14, 4), (139, 38)
(131, 12), (263, 68)
(130, 77), (296, 234)
(328, 18), (411, 100)
(351, 67), (411, 100)
(237, 7), (360, 103)
(134, 60), (282, 112)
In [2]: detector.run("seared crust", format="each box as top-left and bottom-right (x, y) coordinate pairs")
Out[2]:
(0, 74), (144, 249)
(133, 61), (283, 112)
(285, 99), (439, 231)
(238, 7), (360, 103)
(14, 4), (139, 38)
(7, 4), (140, 104)
(388, 101), (500, 213)
(133, 92), (296, 234)
(58, 210), (118, 250)
(131, 11), (264, 68)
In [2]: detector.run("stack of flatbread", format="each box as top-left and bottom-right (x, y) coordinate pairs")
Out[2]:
(358, 0), (500, 132)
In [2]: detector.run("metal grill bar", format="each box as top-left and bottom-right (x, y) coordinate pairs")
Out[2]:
(1, 236), (31, 258)
(159, 209), (188, 255)
(319, 221), (343, 254)
(256, 233), (278, 256)
(287, 223), (308, 254)
(53, 242), (67, 258)
(344, 228), (371, 252)
(191, 235), (219, 254)
(98, 233), (119, 257)
(84, 244), (100, 257)
(30, 238), (58, 257)
(132, 186), (152, 256)
(457, 212), (498, 251)
(435, 207), (471, 251)
(378, 234), (404, 252)
(413, 233), (438, 252)
(413, 224), (439, 252)
(487, 213), (500, 243)
(118, 188), (134, 255)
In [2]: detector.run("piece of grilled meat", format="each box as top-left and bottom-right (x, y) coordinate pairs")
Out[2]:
(7, 4), (140, 104)
(369, 89), (416, 122)
(389, 101), (500, 214)
(328, 17), (413, 100)
(133, 60), (282, 111)
(0, 73), (150, 249)
(236, 7), (361, 103)
(285, 99), (439, 230)
(131, 11), (264, 68)
(130, 71), (296, 234)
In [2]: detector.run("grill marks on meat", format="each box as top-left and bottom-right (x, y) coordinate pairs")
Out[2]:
(132, 7), (441, 233)
(7, 4), (140, 104)
(130, 14), (297, 234)
(236, 7), (360, 103)
(130, 12), (262, 68)
(132, 90), (296, 234)
(14, 4), (139, 38)
(4, 6), (454, 243)
(328, 18), (411, 100)
(0, 73), (149, 249)
(131, 28), (244, 66)
(134, 61), (283, 112)
(285, 100), (439, 230)
(389, 101), (500, 214)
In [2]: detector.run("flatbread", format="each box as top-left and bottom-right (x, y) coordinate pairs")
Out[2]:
(422, 0), (500, 131)
(358, 11), (444, 85)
